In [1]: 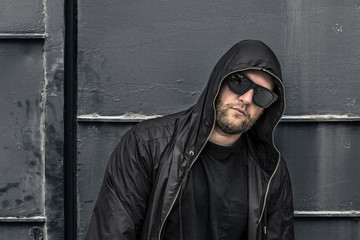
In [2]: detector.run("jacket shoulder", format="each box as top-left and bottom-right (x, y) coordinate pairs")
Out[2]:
(131, 111), (184, 142)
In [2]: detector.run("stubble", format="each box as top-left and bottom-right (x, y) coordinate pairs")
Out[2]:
(215, 100), (257, 135)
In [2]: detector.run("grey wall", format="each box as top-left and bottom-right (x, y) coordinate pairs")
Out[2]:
(76, 0), (360, 239)
(0, 1), (65, 240)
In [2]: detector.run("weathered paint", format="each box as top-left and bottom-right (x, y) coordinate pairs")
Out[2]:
(77, 123), (134, 239)
(77, 114), (360, 123)
(77, 113), (162, 122)
(0, 0), (44, 33)
(281, 115), (360, 122)
(42, 0), (66, 238)
(0, 0), (65, 239)
(0, 40), (44, 218)
(0, 223), (45, 240)
(295, 211), (360, 217)
(0, 216), (46, 222)
(276, 122), (360, 211)
(294, 218), (360, 239)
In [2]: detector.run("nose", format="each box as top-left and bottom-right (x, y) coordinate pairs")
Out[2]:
(239, 88), (254, 105)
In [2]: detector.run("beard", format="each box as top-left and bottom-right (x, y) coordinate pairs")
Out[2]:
(215, 100), (258, 135)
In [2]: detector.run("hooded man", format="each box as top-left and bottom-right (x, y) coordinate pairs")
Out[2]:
(86, 40), (294, 240)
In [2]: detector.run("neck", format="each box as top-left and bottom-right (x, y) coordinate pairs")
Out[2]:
(209, 126), (242, 147)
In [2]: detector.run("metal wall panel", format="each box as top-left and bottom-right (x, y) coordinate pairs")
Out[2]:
(0, 0), (65, 239)
(77, 0), (284, 116)
(275, 122), (360, 211)
(77, 123), (134, 239)
(294, 218), (360, 239)
(77, 0), (360, 116)
(0, 40), (44, 217)
(0, 223), (45, 240)
(0, 0), (44, 33)
(282, 0), (360, 115)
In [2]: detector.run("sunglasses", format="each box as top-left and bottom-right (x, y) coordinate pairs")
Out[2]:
(227, 72), (278, 108)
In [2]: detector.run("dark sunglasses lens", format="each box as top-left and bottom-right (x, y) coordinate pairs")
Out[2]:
(228, 74), (250, 95)
(253, 87), (277, 108)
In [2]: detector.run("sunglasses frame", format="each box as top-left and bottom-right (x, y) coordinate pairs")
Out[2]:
(227, 72), (278, 108)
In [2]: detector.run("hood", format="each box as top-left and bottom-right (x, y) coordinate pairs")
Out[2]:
(192, 40), (285, 173)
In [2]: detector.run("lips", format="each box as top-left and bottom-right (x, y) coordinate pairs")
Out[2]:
(231, 107), (246, 116)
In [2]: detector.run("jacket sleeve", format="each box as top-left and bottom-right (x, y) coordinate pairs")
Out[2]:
(266, 158), (295, 240)
(85, 129), (153, 240)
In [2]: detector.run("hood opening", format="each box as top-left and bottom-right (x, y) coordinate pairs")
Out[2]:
(192, 40), (285, 173)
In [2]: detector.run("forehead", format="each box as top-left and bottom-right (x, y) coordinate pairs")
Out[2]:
(242, 70), (275, 90)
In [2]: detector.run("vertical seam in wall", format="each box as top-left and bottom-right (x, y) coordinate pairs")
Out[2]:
(41, 0), (48, 238)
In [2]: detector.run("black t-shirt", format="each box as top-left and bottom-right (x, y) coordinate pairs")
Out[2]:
(163, 136), (249, 240)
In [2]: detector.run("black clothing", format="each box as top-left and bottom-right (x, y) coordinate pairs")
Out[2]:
(163, 137), (248, 240)
(86, 40), (295, 240)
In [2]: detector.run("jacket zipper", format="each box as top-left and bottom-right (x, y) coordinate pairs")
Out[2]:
(157, 123), (215, 240)
(257, 69), (286, 226)
(157, 74), (227, 240)
(158, 68), (286, 239)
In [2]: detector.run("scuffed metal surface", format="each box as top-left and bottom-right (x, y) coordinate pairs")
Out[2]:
(0, 216), (46, 222)
(77, 123), (134, 239)
(1, 0), (64, 239)
(282, 114), (360, 122)
(77, 0), (285, 116)
(295, 210), (360, 217)
(294, 218), (360, 239)
(0, 40), (44, 217)
(43, 0), (66, 237)
(0, 223), (45, 240)
(77, 113), (162, 122)
(0, 0), (44, 33)
(283, 1), (360, 115)
(276, 122), (360, 211)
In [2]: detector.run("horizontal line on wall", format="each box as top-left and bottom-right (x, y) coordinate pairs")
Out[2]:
(294, 211), (360, 217)
(77, 114), (162, 123)
(281, 115), (360, 122)
(77, 114), (360, 123)
(0, 33), (46, 39)
(0, 216), (46, 223)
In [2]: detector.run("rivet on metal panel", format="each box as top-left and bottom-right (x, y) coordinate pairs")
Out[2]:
(29, 226), (44, 240)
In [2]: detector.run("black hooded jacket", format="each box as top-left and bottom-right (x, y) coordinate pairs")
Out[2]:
(86, 40), (294, 240)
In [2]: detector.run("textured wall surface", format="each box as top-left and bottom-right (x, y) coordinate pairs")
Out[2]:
(0, 0), (65, 239)
(77, 0), (360, 239)
(0, 0), (44, 33)
(0, 40), (44, 218)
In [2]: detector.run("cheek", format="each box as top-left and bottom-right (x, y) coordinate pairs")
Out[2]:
(250, 106), (264, 120)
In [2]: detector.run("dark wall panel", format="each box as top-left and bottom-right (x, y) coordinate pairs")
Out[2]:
(283, 0), (360, 115)
(275, 122), (360, 211)
(0, 40), (44, 217)
(77, 0), (360, 116)
(77, 123), (134, 239)
(0, 0), (64, 238)
(0, 223), (45, 240)
(77, 0), (285, 116)
(0, 0), (44, 33)
(294, 218), (360, 240)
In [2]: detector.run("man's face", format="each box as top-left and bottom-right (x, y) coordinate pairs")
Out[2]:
(215, 70), (275, 135)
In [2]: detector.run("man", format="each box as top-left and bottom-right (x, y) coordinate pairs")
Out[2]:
(86, 40), (294, 240)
